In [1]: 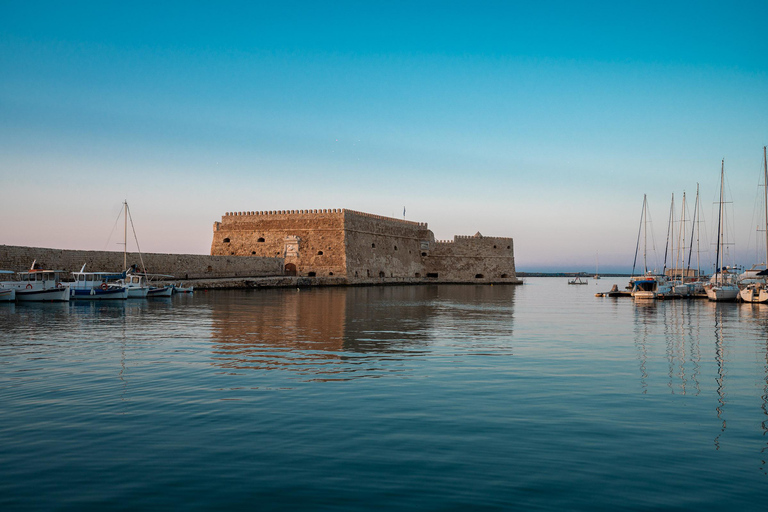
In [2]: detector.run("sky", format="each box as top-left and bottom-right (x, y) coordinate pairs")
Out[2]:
(1, 1), (767, 273)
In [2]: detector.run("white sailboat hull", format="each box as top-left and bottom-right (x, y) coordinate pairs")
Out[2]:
(705, 284), (739, 302)
(739, 285), (768, 303)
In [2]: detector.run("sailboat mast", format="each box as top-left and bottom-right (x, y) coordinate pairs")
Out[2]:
(663, 193), (674, 277)
(715, 160), (724, 285)
(123, 200), (128, 271)
(643, 195), (648, 274)
(677, 192), (686, 280)
(763, 146), (767, 267)
(687, 184), (699, 274)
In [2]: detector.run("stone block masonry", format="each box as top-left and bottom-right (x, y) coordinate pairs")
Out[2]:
(211, 209), (521, 284)
(0, 245), (284, 280)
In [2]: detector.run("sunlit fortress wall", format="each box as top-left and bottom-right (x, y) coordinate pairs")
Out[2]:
(211, 209), (520, 284)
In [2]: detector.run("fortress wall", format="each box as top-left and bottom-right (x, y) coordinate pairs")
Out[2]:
(0, 245), (284, 280)
(211, 210), (347, 277)
(343, 210), (433, 279)
(425, 236), (520, 283)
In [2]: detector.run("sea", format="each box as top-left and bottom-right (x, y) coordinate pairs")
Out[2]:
(2, 277), (768, 511)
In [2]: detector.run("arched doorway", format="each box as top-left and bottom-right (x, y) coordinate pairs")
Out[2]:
(285, 263), (297, 276)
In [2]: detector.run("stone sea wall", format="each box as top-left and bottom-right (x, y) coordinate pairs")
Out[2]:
(0, 245), (284, 280)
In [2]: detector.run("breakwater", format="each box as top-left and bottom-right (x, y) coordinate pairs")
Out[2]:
(0, 245), (284, 281)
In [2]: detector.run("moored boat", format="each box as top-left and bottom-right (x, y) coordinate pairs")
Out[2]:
(705, 160), (739, 302)
(630, 272), (673, 299)
(0, 270), (15, 302)
(2, 266), (71, 302)
(739, 147), (768, 303)
(70, 265), (128, 300)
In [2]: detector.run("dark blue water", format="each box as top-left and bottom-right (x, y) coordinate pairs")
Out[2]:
(2, 279), (768, 510)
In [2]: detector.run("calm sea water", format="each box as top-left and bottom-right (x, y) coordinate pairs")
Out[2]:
(2, 278), (768, 510)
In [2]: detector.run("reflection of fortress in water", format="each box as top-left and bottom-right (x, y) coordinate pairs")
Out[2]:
(210, 286), (517, 378)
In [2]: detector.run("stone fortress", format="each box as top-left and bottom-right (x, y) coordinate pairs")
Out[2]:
(211, 208), (521, 284)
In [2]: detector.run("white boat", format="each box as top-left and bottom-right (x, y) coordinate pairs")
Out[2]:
(147, 284), (173, 297)
(3, 266), (71, 302)
(111, 270), (150, 298)
(70, 265), (128, 300)
(172, 282), (194, 294)
(705, 160), (739, 302)
(0, 287), (14, 302)
(630, 272), (673, 299)
(0, 271), (15, 302)
(739, 147), (768, 303)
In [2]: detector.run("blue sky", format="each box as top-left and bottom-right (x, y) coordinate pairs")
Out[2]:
(1, 1), (767, 272)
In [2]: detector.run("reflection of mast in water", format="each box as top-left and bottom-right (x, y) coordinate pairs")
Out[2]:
(762, 333), (768, 474)
(633, 303), (653, 393)
(713, 308), (727, 450)
(688, 301), (701, 396)
(663, 301), (702, 395)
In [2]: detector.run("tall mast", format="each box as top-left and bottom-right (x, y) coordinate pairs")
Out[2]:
(643, 195), (648, 274)
(763, 146), (767, 268)
(715, 160), (724, 285)
(663, 193), (674, 277)
(687, 184), (700, 275)
(123, 200), (128, 271)
(677, 192), (686, 280)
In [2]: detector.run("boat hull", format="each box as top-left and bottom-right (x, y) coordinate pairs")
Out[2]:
(71, 287), (128, 300)
(705, 285), (739, 302)
(0, 288), (15, 302)
(147, 286), (173, 298)
(739, 285), (768, 303)
(16, 286), (70, 302)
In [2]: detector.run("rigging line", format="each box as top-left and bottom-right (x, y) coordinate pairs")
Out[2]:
(663, 193), (674, 277)
(103, 205), (124, 251)
(687, 184), (699, 272)
(631, 194), (645, 277)
(126, 203), (148, 274)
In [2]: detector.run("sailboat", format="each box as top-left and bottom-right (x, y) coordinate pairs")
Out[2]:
(705, 160), (740, 301)
(739, 146), (768, 303)
(111, 201), (174, 298)
(629, 194), (673, 299)
(593, 252), (600, 280)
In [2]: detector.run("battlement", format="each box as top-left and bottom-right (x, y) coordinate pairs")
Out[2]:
(222, 208), (427, 228)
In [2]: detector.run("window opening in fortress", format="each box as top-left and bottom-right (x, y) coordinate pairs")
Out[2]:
(379, 271), (385, 278)
(493, 245), (497, 249)
(421, 252), (427, 257)
(394, 246), (398, 251)
(223, 238), (230, 243)
(415, 273), (421, 278)
(475, 274), (485, 279)
(427, 273), (438, 278)
(371, 243), (376, 248)
(251, 251), (256, 255)
(329, 272), (334, 276)
(308, 272), (316, 277)
(501, 274), (509, 278)
(317, 251), (323, 255)
(257, 237), (265, 243)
